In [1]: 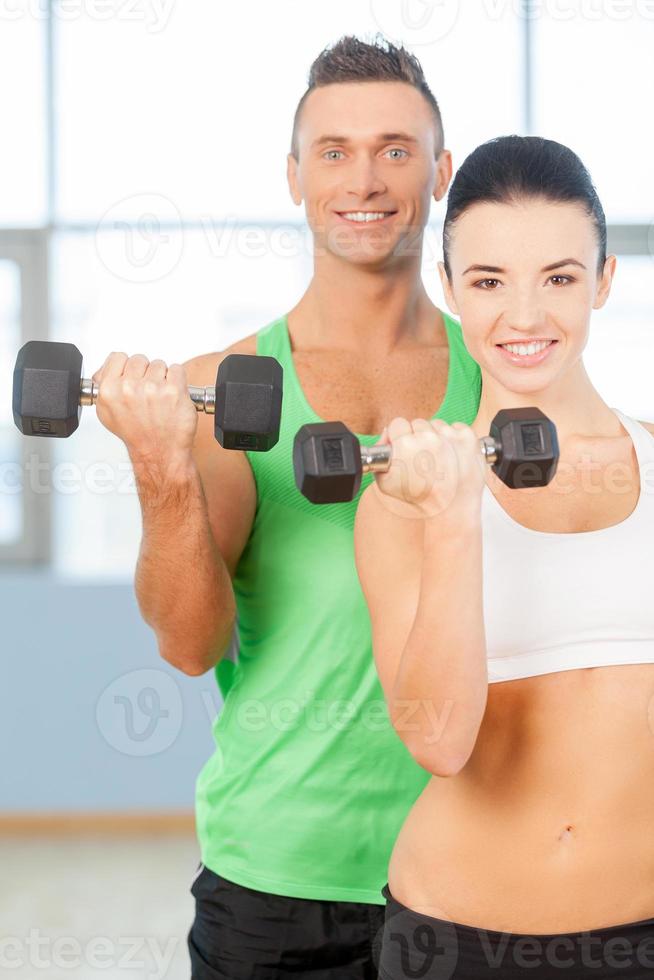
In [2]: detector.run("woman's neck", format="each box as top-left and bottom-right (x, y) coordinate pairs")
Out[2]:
(471, 360), (624, 446)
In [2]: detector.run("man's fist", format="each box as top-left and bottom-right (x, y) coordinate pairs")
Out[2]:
(91, 353), (198, 466)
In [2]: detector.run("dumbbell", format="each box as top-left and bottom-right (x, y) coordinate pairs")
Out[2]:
(293, 408), (559, 504)
(13, 341), (283, 451)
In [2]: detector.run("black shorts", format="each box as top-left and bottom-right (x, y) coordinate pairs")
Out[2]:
(379, 883), (654, 979)
(188, 863), (386, 979)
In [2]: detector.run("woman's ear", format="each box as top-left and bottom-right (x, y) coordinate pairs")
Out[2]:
(437, 261), (459, 314)
(287, 154), (303, 206)
(592, 253), (617, 310)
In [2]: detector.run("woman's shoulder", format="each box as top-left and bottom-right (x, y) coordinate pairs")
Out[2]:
(637, 420), (654, 436)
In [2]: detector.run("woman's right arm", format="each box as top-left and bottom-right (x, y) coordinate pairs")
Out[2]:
(354, 421), (489, 776)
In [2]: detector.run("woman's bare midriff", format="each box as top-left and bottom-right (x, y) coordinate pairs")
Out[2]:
(389, 663), (654, 933)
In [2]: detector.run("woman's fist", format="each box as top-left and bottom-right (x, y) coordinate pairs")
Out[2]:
(372, 416), (486, 521)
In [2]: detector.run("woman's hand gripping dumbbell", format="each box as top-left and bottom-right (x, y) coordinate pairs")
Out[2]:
(293, 409), (559, 507)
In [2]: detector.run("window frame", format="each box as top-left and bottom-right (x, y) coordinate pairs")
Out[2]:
(0, 229), (51, 563)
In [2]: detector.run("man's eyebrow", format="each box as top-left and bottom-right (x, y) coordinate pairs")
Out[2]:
(310, 132), (419, 149)
(461, 258), (587, 275)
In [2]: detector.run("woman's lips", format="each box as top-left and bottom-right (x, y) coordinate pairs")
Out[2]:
(496, 339), (558, 367)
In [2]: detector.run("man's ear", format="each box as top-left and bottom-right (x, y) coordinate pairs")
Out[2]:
(592, 253), (617, 310)
(287, 153), (302, 206)
(437, 261), (459, 314)
(433, 149), (453, 203)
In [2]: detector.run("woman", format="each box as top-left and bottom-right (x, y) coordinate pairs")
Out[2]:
(354, 135), (654, 978)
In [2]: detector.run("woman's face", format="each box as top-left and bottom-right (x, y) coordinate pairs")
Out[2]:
(439, 196), (616, 396)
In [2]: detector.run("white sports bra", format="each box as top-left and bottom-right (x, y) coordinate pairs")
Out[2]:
(481, 409), (654, 684)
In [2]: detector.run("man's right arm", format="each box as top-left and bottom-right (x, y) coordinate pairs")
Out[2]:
(134, 343), (257, 676)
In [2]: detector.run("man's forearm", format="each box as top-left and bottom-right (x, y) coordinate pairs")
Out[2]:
(391, 514), (488, 776)
(132, 454), (237, 676)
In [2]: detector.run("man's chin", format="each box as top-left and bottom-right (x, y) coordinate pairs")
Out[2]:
(313, 235), (409, 267)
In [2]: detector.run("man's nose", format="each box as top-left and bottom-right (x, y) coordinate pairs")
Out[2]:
(344, 157), (387, 199)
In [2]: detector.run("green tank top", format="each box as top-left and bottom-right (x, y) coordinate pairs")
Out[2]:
(195, 311), (481, 903)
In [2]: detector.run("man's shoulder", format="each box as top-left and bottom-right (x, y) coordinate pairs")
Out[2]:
(183, 332), (258, 385)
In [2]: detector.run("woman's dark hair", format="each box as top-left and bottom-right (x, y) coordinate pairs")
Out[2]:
(442, 135), (607, 279)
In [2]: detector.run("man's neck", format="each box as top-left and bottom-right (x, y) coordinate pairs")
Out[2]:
(288, 253), (443, 355)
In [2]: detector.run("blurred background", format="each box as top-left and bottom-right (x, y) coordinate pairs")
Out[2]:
(1, 1), (653, 976)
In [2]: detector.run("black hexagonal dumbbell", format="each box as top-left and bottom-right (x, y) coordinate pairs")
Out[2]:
(13, 341), (283, 452)
(293, 408), (559, 504)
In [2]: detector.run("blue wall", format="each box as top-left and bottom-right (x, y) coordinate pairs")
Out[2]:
(0, 572), (220, 811)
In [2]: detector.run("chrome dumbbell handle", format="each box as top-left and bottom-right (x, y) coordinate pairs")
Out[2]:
(358, 435), (500, 474)
(79, 379), (217, 415)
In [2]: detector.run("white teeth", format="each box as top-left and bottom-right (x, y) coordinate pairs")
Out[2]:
(500, 340), (553, 357)
(340, 211), (391, 222)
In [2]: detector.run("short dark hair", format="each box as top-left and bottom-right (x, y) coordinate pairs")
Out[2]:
(442, 135), (607, 279)
(290, 34), (444, 159)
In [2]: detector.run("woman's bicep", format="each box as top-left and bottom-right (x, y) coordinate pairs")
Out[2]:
(354, 485), (424, 701)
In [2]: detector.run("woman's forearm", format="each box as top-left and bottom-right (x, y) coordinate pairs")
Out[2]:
(132, 454), (237, 676)
(390, 513), (488, 776)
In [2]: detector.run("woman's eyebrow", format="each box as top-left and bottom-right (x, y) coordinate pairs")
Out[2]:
(542, 258), (587, 272)
(462, 258), (587, 275)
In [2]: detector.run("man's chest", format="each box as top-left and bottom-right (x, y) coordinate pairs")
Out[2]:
(291, 347), (451, 435)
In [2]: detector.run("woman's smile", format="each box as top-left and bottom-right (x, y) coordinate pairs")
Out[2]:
(495, 337), (558, 367)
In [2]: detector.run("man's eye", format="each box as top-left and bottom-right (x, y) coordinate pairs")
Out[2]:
(475, 279), (500, 289)
(323, 150), (345, 161)
(385, 148), (408, 160)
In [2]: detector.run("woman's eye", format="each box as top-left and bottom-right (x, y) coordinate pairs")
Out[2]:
(475, 279), (500, 289)
(550, 275), (573, 285)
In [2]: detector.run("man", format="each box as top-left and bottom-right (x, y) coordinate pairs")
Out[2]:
(93, 35), (481, 978)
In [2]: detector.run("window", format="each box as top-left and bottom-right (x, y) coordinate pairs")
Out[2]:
(0, 16), (46, 225)
(2, 3), (652, 577)
(0, 261), (23, 545)
(533, 10), (654, 222)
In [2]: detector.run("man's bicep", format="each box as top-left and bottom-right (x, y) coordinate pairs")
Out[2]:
(192, 425), (256, 578)
(354, 486), (423, 702)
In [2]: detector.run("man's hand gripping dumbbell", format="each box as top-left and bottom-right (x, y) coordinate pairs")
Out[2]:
(13, 341), (283, 453)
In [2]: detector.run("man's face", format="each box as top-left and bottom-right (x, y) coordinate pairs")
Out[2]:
(288, 81), (450, 268)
